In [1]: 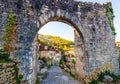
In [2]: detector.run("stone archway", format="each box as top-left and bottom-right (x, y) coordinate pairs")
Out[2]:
(0, 0), (119, 83)
(34, 10), (86, 83)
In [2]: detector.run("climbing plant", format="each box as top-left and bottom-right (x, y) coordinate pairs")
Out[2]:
(106, 2), (116, 35)
(4, 13), (18, 54)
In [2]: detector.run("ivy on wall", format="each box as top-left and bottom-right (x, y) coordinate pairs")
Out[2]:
(105, 2), (116, 36)
(4, 13), (18, 54)
(2, 13), (23, 83)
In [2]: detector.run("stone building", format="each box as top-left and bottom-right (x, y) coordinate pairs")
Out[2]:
(39, 45), (61, 64)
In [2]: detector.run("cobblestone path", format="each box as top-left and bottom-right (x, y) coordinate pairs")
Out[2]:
(41, 65), (82, 84)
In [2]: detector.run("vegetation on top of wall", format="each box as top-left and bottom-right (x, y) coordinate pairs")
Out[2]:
(105, 2), (116, 36)
(4, 13), (18, 54)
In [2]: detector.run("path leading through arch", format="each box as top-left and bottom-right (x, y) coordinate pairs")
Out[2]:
(41, 65), (82, 84)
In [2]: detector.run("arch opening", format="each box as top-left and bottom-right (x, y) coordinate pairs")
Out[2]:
(37, 21), (76, 70)
(29, 16), (86, 83)
(38, 16), (84, 41)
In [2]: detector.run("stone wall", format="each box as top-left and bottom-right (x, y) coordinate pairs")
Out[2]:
(0, 63), (16, 83)
(0, 0), (119, 83)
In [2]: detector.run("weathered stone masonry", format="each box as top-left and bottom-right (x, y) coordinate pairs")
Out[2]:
(0, 63), (16, 83)
(0, 0), (119, 83)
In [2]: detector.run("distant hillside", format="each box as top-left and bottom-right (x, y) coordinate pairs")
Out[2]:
(116, 41), (120, 53)
(38, 34), (74, 51)
(116, 41), (120, 48)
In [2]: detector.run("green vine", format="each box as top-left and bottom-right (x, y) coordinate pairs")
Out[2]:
(4, 13), (16, 46)
(3, 13), (17, 54)
(0, 13), (16, 59)
(106, 2), (116, 36)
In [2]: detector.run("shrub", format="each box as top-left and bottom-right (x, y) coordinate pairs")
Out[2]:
(16, 75), (23, 84)
(72, 59), (76, 64)
(36, 77), (40, 84)
(89, 70), (120, 84)
(89, 79), (98, 84)
(0, 49), (10, 59)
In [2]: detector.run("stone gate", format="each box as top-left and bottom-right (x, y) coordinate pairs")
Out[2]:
(0, 0), (119, 83)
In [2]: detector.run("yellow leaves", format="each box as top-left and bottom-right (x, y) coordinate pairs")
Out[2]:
(38, 34), (74, 51)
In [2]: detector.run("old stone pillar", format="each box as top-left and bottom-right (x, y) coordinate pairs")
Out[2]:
(74, 30), (86, 80)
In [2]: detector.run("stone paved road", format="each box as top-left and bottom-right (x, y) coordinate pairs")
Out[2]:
(41, 65), (82, 84)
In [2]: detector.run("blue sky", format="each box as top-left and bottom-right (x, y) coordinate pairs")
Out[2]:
(39, 0), (120, 41)
(39, 22), (74, 41)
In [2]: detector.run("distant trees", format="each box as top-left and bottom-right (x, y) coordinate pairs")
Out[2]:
(116, 41), (120, 66)
(38, 34), (74, 51)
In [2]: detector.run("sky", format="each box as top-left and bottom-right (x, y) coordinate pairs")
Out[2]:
(39, 22), (74, 41)
(39, 0), (120, 41)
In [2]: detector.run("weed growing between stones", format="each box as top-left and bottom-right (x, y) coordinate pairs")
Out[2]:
(16, 75), (24, 84)
(14, 65), (23, 84)
(0, 49), (9, 58)
(0, 48), (14, 63)
(36, 77), (40, 84)
(36, 72), (45, 84)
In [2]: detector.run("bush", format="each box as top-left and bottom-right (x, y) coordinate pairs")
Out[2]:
(72, 59), (76, 64)
(41, 57), (47, 63)
(0, 49), (10, 59)
(36, 77), (40, 84)
(98, 70), (120, 82)
(89, 79), (98, 84)
(16, 74), (23, 84)
(59, 59), (64, 64)
(89, 70), (120, 84)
